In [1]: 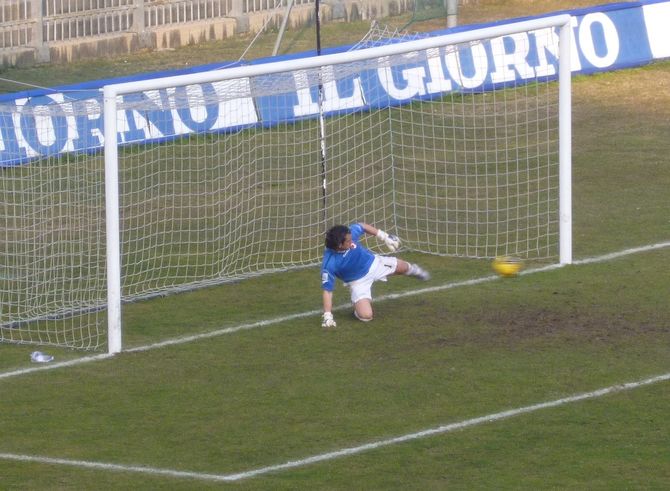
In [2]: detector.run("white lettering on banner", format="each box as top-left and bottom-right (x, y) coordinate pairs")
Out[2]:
(185, 84), (212, 127)
(210, 78), (258, 128)
(569, 16), (583, 72)
(116, 91), (170, 144)
(293, 70), (317, 116)
(56, 94), (78, 154)
(643, 2), (670, 59)
(321, 66), (365, 112)
(77, 98), (104, 150)
(118, 103), (143, 143)
(13, 98), (36, 158)
(293, 68), (366, 116)
(324, 77), (366, 111)
(35, 107), (56, 147)
(534, 27), (559, 77)
(22, 93), (79, 155)
(444, 42), (488, 89)
(377, 55), (428, 99)
(132, 90), (167, 140)
(425, 47), (453, 93)
(579, 13), (620, 68)
(490, 33), (536, 83)
(166, 87), (193, 136)
(116, 100), (132, 143)
(171, 84), (218, 134)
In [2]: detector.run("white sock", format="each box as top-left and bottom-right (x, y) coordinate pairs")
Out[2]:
(406, 263), (429, 280)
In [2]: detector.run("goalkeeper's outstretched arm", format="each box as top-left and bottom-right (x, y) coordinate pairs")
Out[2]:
(322, 290), (336, 328)
(360, 222), (400, 252)
(323, 290), (333, 313)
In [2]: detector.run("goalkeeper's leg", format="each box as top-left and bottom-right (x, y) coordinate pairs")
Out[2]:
(349, 278), (375, 321)
(354, 299), (374, 322)
(396, 259), (431, 281)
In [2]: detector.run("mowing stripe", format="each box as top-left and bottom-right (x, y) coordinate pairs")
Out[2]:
(1, 240), (669, 382)
(1, 371), (669, 482)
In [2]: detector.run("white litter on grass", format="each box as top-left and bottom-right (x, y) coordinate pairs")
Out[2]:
(30, 351), (54, 363)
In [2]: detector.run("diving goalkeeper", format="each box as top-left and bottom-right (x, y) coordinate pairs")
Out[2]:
(320, 222), (430, 328)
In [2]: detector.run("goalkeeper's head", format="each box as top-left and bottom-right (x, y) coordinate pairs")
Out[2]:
(325, 225), (351, 251)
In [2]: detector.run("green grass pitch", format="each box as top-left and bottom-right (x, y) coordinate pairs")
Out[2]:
(0, 32), (669, 491)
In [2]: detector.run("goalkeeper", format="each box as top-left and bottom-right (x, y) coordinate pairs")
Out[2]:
(321, 222), (430, 328)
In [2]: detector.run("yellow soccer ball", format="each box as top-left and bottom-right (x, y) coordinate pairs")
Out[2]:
(492, 256), (523, 277)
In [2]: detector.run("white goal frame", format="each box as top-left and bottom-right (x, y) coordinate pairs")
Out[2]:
(103, 14), (572, 354)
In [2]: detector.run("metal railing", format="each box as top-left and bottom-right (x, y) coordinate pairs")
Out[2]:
(44, 5), (136, 41)
(144, 0), (231, 28)
(0, 0), (34, 49)
(0, 0), (296, 50)
(0, 0), (417, 66)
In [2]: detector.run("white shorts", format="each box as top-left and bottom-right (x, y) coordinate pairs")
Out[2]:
(347, 255), (398, 304)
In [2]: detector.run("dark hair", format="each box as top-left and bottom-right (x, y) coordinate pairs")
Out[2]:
(325, 225), (350, 250)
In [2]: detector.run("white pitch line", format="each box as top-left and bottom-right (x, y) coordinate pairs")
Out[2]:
(572, 241), (670, 265)
(1, 371), (669, 482)
(1, 241), (669, 382)
(0, 353), (113, 381)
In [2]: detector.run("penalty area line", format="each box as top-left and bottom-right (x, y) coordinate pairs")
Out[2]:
(1, 371), (669, 482)
(1, 240), (668, 383)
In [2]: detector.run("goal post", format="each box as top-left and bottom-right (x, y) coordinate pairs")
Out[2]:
(0, 14), (572, 354)
(103, 89), (123, 355)
(558, 18), (573, 266)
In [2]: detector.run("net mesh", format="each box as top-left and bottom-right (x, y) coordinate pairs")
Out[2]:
(0, 26), (561, 349)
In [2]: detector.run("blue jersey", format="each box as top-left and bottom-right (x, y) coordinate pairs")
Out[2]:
(321, 223), (375, 291)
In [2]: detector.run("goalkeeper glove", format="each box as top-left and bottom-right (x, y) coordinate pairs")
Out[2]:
(322, 312), (337, 328)
(376, 229), (401, 252)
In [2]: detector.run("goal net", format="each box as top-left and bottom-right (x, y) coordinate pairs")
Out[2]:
(0, 15), (571, 352)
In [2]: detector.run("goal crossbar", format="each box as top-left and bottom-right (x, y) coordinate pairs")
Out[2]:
(104, 15), (571, 96)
